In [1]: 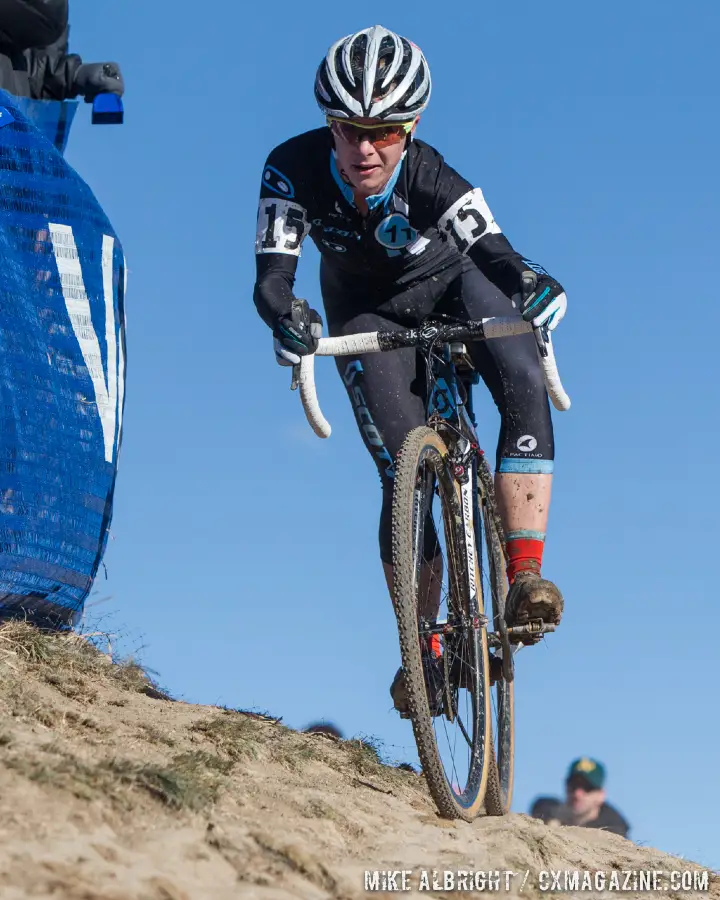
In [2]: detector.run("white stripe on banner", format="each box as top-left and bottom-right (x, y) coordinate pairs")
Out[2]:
(101, 234), (118, 460)
(117, 255), (127, 442)
(49, 223), (122, 463)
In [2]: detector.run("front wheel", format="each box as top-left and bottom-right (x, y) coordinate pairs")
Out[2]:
(391, 426), (493, 821)
(476, 457), (515, 815)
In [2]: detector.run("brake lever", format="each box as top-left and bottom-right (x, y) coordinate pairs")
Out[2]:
(290, 363), (300, 391)
(533, 324), (550, 358)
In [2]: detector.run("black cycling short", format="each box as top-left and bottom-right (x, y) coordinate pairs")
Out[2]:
(321, 257), (555, 564)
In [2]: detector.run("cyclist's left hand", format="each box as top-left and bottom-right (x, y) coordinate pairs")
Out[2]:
(520, 271), (567, 331)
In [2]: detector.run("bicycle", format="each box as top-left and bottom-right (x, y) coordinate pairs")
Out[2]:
(291, 311), (570, 821)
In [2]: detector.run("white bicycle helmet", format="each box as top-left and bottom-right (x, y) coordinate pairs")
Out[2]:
(314, 25), (431, 122)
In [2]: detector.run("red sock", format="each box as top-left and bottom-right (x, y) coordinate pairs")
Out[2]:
(506, 533), (545, 583)
(427, 634), (443, 658)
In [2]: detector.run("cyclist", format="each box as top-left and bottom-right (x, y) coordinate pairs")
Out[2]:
(253, 26), (567, 713)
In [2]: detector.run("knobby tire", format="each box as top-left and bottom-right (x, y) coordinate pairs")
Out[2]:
(391, 426), (492, 821)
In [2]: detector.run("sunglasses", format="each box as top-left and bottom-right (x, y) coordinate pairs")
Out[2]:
(328, 118), (416, 149)
(567, 778), (599, 793)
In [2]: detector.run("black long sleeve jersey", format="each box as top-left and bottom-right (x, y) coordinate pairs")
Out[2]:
(254, 127), (551, 327)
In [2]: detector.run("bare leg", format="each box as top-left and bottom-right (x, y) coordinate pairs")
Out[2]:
(495, 472), (563, 630)
(494, 473), (552, 537)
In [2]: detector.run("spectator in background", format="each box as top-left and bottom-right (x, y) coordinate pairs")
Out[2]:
(0, 0), (124, 102)
(303, 722), (344, 740)
(530, 758), (630, 837)
(530, 796), (564, 826)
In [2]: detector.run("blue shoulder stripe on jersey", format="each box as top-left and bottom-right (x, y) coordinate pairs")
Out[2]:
(366, 158), (403, 211)
(330, 153), (355, 206)
(329, 152), (404, 211)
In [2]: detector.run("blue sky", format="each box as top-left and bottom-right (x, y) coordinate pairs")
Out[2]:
(66, 0), (718, 868)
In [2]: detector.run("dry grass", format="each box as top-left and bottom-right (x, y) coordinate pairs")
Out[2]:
(137, 723), (177, 747)
(0, 622), (170, 699)
(344, 736), (384, 771)
(0, 624), (248, 814)
(0, 678), (60, 728)
(266, 731), (328, 774)
(3, 746), (233, 811)
(192, 710), (264, 762)
(193, 711), (341, 775)
(42, 671), (99, 703)
(281, 741), (325, 772)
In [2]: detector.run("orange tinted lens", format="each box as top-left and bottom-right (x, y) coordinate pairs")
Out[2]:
(332, 121), (406, 147)
(371, 126), (406, 148)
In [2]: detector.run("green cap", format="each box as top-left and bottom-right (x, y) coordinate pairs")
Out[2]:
(566, 757), (606, 790)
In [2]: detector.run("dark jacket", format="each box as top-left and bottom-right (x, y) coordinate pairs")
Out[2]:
(530, 796), (631, 837)
(0, 0), (67, 48)
(591, 803), (631, 836)
(0, 0), (81, 99)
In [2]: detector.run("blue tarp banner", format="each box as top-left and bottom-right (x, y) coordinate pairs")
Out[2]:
(9, 96), (78, 155)
(0, 89), (126, 628)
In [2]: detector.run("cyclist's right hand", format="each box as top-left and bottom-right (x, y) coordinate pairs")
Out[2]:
(73, 62), (125, 101)
(273, 299), (323, 366)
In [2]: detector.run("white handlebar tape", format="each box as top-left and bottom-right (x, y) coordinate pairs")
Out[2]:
(298, 354), (331, 439)
(480, 316), (533, 339)
(537, 334), (571, 411)
(316, 333), (382, 356)
(299, 334), (381, 439)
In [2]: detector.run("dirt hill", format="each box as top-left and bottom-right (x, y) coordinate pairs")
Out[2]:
(0, 623), (714, 900)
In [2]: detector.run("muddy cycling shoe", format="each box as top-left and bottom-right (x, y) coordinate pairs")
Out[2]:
(390, 656), (445, 719)
(504, 571), (564, 644)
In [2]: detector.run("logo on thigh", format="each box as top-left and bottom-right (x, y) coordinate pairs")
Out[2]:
(516, 434), (538, 453)
(343, 360), (395, 478)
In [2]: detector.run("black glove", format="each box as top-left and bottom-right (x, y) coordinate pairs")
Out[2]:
(73, 62), (125, 101)
(272, 299), (322, 366)
(520, 268), (567, 331)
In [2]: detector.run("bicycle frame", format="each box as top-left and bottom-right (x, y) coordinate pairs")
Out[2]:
(421, 338), (520, 679)
(426, 345), (477, 433)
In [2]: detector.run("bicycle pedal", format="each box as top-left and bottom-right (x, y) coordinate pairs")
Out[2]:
(506, 619), (556, 643)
